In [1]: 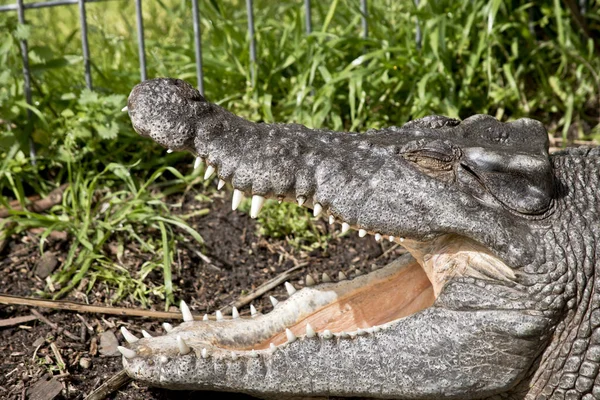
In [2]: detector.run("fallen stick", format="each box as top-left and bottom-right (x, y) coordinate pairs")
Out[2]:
(219, 262), (307, 315)
(0, 183), (69, 218)
(0, 294), (195, 320)
(84, 370), (131, 400)
(0, 315), (38, 328)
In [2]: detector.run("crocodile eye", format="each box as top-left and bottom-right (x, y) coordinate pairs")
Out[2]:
(402, 149), (455, 171)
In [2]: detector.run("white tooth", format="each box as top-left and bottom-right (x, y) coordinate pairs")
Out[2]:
(141, 330), (152, 339)
(400, 237), (405, 242)
(231, 351), (238, 361)
(250, 195), (265, 219)
(120, 327), (139, 343)
(216, 310), (224, 321)
(373, 326), (381, 333)
(117, 346), (136, 359)
(217, 179), (226, 190)
(269, 296), (279, 307)
(322, 273), (332, 283)
(203, 314), (209, 321)
(167, 149), (173, 153)
(356, 328), (366, 336)
(250, 304), (258, 316)
(194, 156), (203, 170)
(322, 330), (333, 339)
(163, 322), (173, 333)
(358, 229), (367, 237)
(201, 348), (209, 359)
(232, 307), (240, 319)
(375, 233), (382, 242)
(371, 264), (379, 271)
(338, 271), (347, 280)
(355, 270), (363, 276)
(177, 335), (191, 355)
(297, 196), (306, 207)
(285, 328), (297, 343)
(250, 349), (258, 358)
(180, 300), (194, 322)
(159, 355), (168, 364)
(329, 215), (335, 225)
(284, 282), (296, 296)
(340, 331), (349, 339)
(341, 223), (350, 233)
(313, 203), (322, 217)
(269, 343), (277, 353)
(121, 106), (128, 112)
(204, 165), (215, 180)
(306, 323), (316, 338)
(232, 189), (244, 210)
(305, 275), (315, 286)
(389, 236), (395, 242)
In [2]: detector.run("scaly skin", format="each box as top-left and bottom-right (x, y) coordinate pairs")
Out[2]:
(121, 78), (600, 399)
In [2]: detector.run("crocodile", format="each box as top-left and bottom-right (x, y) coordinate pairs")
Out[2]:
(119, 77), (600, 399)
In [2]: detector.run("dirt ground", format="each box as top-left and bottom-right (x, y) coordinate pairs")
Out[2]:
(0, 186), (407, 400)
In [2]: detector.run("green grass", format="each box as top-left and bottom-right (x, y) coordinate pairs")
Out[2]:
(0, 0), (599, 307)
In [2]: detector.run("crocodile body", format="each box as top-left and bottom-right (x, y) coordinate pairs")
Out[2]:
(120, 78), (600, 399)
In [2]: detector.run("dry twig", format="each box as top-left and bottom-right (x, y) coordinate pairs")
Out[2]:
(84, 370), (131, 400)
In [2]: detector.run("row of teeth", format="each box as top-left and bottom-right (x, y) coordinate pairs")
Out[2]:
(170, 151), (405, 243)
(117, 278), (391, 360)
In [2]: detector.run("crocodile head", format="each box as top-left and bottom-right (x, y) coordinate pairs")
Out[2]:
(120, 78), (596, 399)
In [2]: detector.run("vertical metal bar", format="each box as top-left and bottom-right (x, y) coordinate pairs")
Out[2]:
(191, 0), (204, 95)
(246, 0), (256, 86)
(360, 0), (368, 38)
(78, 0), (92, 89)
(414, 0), (421, 50)
(16, 0), (36, 164)
(304, 0), (312, 34)
(135, 0), (147, 81)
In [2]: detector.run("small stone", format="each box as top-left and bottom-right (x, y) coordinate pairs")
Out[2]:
(79, 357), (92, 369)
(99, 331), (120, 356)
(34, 252), (58, 279)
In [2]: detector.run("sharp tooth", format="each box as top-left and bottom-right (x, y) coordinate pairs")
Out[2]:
(371, 264), (379, 271)
(194, 157), (203, 170)
(120, 327), (139, 343)
(329, 215), (335, 225)
(284, 282), (296, 296)
(232, 189), (244, 210)
(167, 149), (173, 153)
(216, 310), (224, 321)
(389, 236), (395, 242)
(338, 271), (347, 280)
(204, 165), (215, 180)
(375, 233), (382, 242)
(141, 330), (152, 339)
(322, 272), (332, 283)
(232, 306), (240, 319)
(270, 343), (277, 352)
(269, 296), (279, 307)
(358, 229), (367, 237)
(180, 300), (194, 322)
(306, 323), (316, 338)
(356, 328), (366, 336)
(203, 314), (209, 321)
(201, 348), (209, 359)
(217, 179), (226, 190)
(250, 195), (266, 219)
(341, 223), (350, 233)
(399, 237), (405, 242)
(355, 270), (363, 276)
(117, 346), (136, 359)
(163, 322), (173, 333)
(250, 304), (258, 316)
(297, 196), (306, 207)
(121, 106), (128, 112)
(159, 355), (168, 364)
(313, 203), (322, 217)
(285, 328), (297, 343)
(305, 275), (315, 286)
(322, 330), (333, 339)
(231, 351), (238, 361)
(250, 349), (258, 358)
(177, 336), (191, 355)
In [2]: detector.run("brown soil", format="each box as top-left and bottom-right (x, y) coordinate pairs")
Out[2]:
(0, 187), (407, 400)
